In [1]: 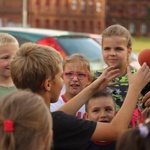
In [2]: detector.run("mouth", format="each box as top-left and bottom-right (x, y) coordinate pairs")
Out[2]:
(99, 120), (109, 123)
(108, 59), (117, 62)
(70, 84), (79, 88)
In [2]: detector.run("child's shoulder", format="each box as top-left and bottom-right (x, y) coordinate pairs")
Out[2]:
(94, 68), (105, 79)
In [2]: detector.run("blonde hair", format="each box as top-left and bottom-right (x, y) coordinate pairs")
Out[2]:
(0, 33), (19, 47)
(0, 90), (52, 150)
(102, 24), (132, 48)
(63, 53), (93, 79)
(10, 42), (63, 93)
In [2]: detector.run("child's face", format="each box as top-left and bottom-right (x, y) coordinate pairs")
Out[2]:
(0, 45), (17, 78)
(63, 61), (92, 96)
(102, 36), (131, 70)
(85, 96), (116, 123)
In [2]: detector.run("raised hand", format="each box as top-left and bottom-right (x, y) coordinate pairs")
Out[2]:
(127, 62), (150, 93)
(91, 66), (119, 93)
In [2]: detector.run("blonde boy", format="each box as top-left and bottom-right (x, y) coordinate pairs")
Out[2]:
(10, 42), (150, 150)
(0, 33), (19, 98)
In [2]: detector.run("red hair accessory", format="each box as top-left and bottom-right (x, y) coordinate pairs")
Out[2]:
(3, 120), (14, 132)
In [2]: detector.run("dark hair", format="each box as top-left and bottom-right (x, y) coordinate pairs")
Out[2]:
(85, 89), (115, 112)
(116, 121), (150, 150)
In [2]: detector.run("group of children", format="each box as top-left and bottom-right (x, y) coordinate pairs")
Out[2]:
(0, 24), (150, 150)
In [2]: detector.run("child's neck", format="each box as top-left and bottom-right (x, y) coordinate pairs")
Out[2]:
(119, 67), (127, 76)
(63, 93), (75, 102)
(0, 77), (15, 87)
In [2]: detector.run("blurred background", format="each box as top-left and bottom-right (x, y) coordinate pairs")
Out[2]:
(0, 0), (149, 70)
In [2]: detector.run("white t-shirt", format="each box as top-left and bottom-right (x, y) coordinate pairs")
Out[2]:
(51, 95), (85, 119)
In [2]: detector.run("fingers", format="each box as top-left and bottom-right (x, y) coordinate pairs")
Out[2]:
(129, 63), (150, 90)
(143, 98), (150, 108)
(104, 66), (119, 81)
(108, 81), (118, 87)
(142, 91), (150, 103)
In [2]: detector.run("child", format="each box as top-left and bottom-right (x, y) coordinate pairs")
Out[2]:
(0, 33), (19, 98)
(10, 42), (150, 150)
(116, 121), (150, 150)
(0, 90), (53, 150)
(84, 90), (116, 150)
(51, 53), (93, 118)
(94, 24), (142, 127)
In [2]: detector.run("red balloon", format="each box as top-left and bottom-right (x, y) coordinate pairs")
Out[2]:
(138, 49), (150, 67)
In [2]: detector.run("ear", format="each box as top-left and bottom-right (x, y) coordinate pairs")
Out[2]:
(128, 47), (132, 57)
(83, 112), (89, 120)
(43, 78), (52, 92)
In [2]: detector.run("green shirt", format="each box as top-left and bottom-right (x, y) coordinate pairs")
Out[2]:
(0, 86), (17, 98)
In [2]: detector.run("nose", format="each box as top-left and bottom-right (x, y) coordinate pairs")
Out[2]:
(109, 50), (116, 56)
(100, 110), (107, 118)
(72, 75), (78, 80)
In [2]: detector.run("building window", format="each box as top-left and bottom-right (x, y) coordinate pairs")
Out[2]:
(65, 0), (69, 8)
(96, 1), (101, 12)
(141, 5), (147, 16)
(72, 21), (77, 31)
(128, 23), (136, 35)
(141, 23), (147, 36)
(45, 0), (50, 6)
(35, 19), (40, 27)
(106, 5), (110, 16)
(72, 0), (77, 10)
(36, 0), (40, 6)
(55, 0), (59, 8)
(89, 20), (93, 32)
(81, 0), (85, 11)
(54, 20), (60, 29)
(45, 19), (50, 28)
(64, 20), (68, 30)
(81, 20), (85, 31)
(130, 4), (136, 16)
(97, 21), (101, 31)
(118, 5), (123, 16)
(89, 0), (93, 6)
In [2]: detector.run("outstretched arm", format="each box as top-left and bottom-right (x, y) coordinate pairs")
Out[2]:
(92, 63), (150, 141)
(58, 66), (119, 114)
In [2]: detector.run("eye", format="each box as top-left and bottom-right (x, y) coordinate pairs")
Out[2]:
(103, 47), (110, 51)
(65, 72), (73, 77)
(2, 56), (9, 59)
(78, 73), (86, 78)
(105, 107), (113, 112)
(92, 109), (99, 113)
(115, 47), (124, 51)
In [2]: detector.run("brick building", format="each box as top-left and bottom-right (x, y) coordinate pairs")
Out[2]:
(0, 0), (106, 34)
(106, 0), (150, 36)
(0, 0), (150, 36)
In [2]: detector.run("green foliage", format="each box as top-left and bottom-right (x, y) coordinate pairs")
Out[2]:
(132, 36), (150, 53)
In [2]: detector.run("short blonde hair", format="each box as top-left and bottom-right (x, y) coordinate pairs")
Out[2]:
(11, 42), (63, 93)
(63, 53), (93, 79)
(0, 90), (52, 150)
(0, 33), (19, 47)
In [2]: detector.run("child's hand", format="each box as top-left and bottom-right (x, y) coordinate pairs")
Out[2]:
(142, 91), (150, 120)
(127, 62), (150, 92)
(91, 66), (119, 92)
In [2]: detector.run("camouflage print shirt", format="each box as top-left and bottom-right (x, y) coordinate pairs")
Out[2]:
(94, 66), (142, 111)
